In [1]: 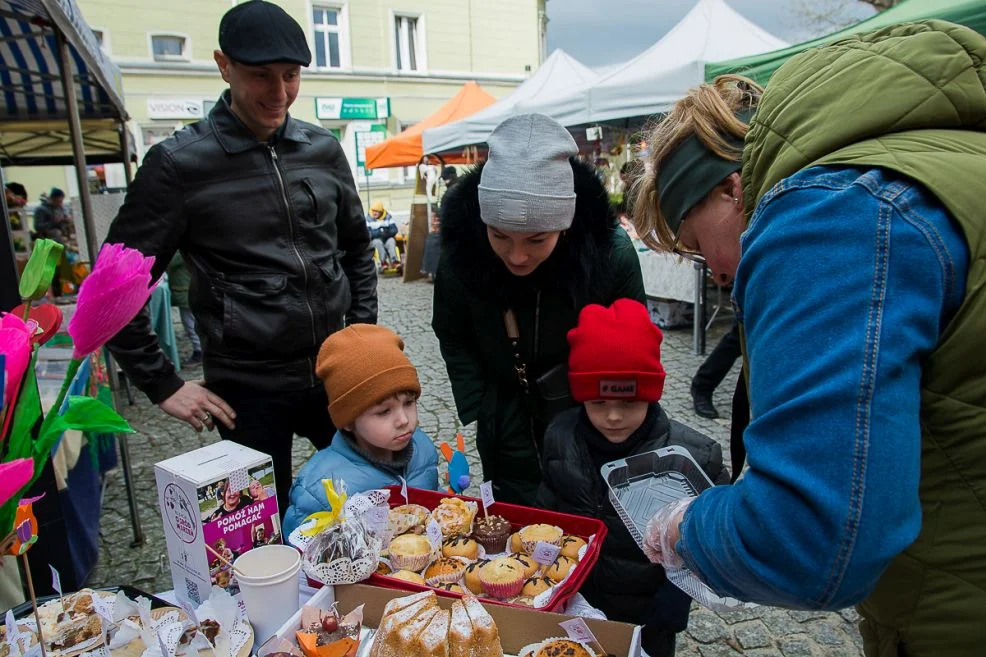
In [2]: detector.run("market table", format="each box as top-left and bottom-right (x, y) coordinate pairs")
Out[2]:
(635, 245), (713, 354)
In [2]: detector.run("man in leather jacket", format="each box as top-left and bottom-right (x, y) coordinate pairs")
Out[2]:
(104, 1), (377, 512)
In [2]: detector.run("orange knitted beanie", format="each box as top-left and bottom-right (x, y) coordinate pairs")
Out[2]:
(315, 324), (421, 428)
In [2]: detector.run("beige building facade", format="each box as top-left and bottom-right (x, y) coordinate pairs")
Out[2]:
(6, 0), (546, 215)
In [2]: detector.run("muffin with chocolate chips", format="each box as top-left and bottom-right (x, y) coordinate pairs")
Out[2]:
(442, 534), (480, 561)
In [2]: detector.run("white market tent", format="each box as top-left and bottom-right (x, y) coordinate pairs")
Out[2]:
(421, 48), (598, 156)
(422, 0), (787, 153)
(569, 0), (788, 124)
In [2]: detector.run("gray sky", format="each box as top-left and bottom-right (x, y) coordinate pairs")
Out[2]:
(546, 0), (877, 67)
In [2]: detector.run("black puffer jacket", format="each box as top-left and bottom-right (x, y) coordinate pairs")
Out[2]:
(536, 404), (730, 626)
(432, 158), (646, 505)
(106, 91), (376, 403)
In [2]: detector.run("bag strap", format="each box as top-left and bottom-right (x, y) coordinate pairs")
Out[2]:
(503, 309), (530, 392)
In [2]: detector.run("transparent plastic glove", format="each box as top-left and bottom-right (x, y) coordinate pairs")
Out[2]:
(642, 497), (694, 568)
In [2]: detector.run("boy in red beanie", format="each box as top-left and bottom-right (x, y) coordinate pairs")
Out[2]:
(536, 298), (729, 657)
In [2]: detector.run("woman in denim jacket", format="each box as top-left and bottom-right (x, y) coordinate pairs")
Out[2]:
(630, 23), (985, 657)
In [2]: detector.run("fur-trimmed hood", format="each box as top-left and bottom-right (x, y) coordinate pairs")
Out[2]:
(439, 157), (618, 304)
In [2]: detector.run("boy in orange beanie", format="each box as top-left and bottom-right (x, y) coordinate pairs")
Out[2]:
(536, 298), (729, 657)
(283, 325), (440, 536)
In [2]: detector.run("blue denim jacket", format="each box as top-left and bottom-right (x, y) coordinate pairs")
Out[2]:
(678, 166), (969, 610)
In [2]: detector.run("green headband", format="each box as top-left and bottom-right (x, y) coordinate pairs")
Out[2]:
(657, 109), (752, 234)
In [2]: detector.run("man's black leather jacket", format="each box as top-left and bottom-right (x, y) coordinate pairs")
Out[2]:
(106, 92), (377, 403)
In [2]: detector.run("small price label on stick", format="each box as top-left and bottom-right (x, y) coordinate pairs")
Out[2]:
(479, 481), (495, 515)
(426, 520), (443, 549)
(398, 476), (409, 504)
(49, 564), (62, 597)
(531, 541), (561, 566)
(365, 507), (389, 535)
(559, 618), (603, 654)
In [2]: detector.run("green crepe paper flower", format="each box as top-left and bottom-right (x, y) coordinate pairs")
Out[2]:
(18, 239), (64, 301)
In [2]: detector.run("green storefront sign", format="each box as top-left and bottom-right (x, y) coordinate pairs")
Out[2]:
(316, 97), (391, 120)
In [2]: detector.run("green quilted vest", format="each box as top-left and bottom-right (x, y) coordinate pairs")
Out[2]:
(740, 21), (986, 657)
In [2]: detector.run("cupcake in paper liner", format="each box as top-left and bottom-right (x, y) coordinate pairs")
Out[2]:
(531, 637), (595, 657)
(472, 515), (512, 554)
(462, 558), (490, 595)
(387, 533), (434, 572)
(441, 534), (481, 562)
(544, 555), (577, 583)
(519, 524), (564, 555)
(559, 535), (588, 561)
(431, 497), (479, 537)
(424, 556), (470, 586)
(374, 557), (393, 577)
(432, 582), (465, 594)
(477, 557), (525, 599)
(517, 643), (541, 657)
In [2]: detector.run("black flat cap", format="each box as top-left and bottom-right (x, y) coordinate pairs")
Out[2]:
(219, 1), (311, 66)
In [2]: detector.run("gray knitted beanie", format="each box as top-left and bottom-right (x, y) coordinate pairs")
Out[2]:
(478, 113), (579, 233)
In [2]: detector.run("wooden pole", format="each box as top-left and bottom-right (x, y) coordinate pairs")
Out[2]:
(21, 552), (49, 657)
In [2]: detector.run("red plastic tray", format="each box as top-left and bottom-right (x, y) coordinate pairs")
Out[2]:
(366, 486), (607, 612)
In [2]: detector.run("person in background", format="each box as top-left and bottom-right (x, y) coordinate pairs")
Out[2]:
(538, 298), (728, 657)
(283, 324), (440, 536)
(420, 208), (442, 280)
(433, 113), (646, 505)
(166, 253), (202, 367)
(33, 188), (71, 242)
(689, 321), (740, 419)
(633, 23), (986, 656)
(366, 200), (399, 269)
(103, 0), (376, 515)
(617, 160), (642, 239)
(440, 165), (458, 192)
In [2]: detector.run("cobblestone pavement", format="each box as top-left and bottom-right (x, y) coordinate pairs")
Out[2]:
(90, 275), (863, 656)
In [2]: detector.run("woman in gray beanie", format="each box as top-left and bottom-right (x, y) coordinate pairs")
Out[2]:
(432, 113), (646, 505)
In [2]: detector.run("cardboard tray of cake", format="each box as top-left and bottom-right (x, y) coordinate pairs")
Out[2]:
(261, 582), (641, 657)
(357, 486), (607, 613)
(3, 586), (254, 657)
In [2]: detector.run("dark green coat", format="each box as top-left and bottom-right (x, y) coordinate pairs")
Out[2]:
(432, 158), (646, 506)
(743, 21), (986, 657)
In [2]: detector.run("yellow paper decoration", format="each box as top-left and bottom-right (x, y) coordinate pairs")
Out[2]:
(300, 479), (348, 537)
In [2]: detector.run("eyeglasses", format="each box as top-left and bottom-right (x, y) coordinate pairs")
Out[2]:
(670, 231), (705, 264)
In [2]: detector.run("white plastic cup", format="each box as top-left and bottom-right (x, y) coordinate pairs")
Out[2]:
(233, 545), (302, 643)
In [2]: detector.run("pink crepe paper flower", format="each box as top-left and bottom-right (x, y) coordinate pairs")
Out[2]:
(0, 459), (32, 507)
(0, 313), (32, 411)
(67, 243), (156, 360)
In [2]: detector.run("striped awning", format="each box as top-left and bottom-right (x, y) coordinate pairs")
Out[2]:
(0, 0), (127, 123)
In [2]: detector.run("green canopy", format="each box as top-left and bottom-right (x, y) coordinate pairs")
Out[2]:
(705, 0), (986, 84)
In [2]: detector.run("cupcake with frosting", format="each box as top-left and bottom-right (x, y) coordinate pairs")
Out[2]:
(472, 515), (512, 554)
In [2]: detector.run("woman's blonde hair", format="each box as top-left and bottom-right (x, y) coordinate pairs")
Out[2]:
(630, 75), (763, 252)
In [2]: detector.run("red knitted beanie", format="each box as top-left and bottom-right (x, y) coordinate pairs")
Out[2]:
(567, 298), (666, 403)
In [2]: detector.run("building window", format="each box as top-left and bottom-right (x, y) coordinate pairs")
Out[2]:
(313, 6), (345, 69)
(394, 14), (423, 72)
(151, 34), (189, 61)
